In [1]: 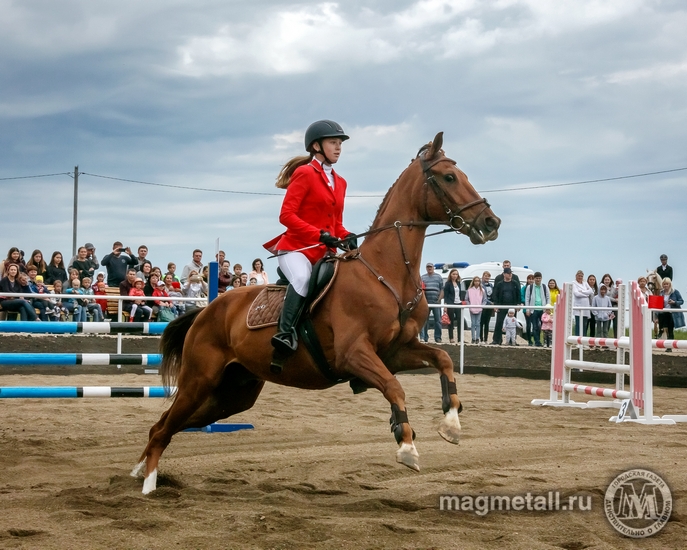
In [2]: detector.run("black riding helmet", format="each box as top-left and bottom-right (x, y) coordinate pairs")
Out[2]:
(304, 119), (349, 152)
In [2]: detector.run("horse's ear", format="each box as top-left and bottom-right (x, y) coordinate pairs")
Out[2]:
(427, 132), (444, 160)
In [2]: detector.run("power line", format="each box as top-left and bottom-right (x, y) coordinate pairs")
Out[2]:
(0, 172), (72, 181)
(480, 167), (687, 194)
(80, 172), (283, 196)
(82, 166), (687, 197)
(2, 166), (685, 196)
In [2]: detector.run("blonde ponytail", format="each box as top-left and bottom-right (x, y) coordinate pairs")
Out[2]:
(275, 154), (312, 189)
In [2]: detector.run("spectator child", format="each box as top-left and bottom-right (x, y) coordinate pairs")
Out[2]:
(504, 309), (518, 345)
(167, 263), (180, 282)
(541, 309), (553, 347)
(153, 280), (176, 319)
(94, 281), (109, 319)
(233, 264), (243, 280)
(548, 279), (560, 311)
(466, 276), (486, 344)
(66, 268), (80, 288)
(164, 274), (185, 314)
(81, 277), (104, 321)
(249, 277), (258, 285)
(240, 273), (248, 286)
(49, 280), (67, 321)
(591, 284), (613, 338)
(65, 278), (88, 322)
(587, 274), (598, 337)
(26, 265), (39, 285)
(31, 275), (52, 321)
(129, 278), (152, 321)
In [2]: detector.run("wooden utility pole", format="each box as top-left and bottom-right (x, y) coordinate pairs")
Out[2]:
(72, 166), (79, 257)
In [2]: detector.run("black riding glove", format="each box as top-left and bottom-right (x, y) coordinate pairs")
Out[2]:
(319, 231), (339, 248)
(341, 233), (358, 251)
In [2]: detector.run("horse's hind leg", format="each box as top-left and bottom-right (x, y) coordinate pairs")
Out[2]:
(133, 345), (228, 493)
(134, 363), (264, 494)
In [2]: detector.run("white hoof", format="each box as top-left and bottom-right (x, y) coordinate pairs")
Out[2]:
(438, 407), (462, 444)
(130, 459), (146, 478)
(142, 469), (158, 494)
(396, 442), (420, 472)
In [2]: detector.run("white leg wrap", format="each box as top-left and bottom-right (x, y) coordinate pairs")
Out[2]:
(396, 442), (420, 472)
(438, 407), (462, 444)
(130, 459), (146, 478)
(142, 469), (158, 494)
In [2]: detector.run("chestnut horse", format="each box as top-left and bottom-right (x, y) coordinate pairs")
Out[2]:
(132, 132), (501, 493)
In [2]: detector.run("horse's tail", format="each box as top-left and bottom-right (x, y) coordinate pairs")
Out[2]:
(160, 308), (204, 393)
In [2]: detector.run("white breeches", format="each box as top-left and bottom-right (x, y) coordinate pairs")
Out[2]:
(277, 251), (312, 297)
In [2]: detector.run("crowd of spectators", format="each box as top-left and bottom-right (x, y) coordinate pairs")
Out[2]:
(1, 245), (681, 346)
(0, 242), (270, 322)
(420, 255), (680, 348)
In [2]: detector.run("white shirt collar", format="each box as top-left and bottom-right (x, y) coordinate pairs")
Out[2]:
(312, 158), (335, 188)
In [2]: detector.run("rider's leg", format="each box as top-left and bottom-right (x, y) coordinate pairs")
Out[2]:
(272, 251), (311, 354)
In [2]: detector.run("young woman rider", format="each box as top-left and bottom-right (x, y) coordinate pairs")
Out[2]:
(264, 120), (357, 357)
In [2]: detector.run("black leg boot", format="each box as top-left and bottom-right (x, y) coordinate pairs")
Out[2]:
(271, 285), (307, 356)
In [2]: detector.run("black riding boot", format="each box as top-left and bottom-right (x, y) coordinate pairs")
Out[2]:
(271, 285), (307, 355)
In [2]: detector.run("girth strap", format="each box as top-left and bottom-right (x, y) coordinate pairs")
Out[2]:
(299, 317), (350, 383)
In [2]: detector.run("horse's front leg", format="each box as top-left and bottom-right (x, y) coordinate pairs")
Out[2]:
(338, 339), (420, 472)
(384, 339), (462, 444)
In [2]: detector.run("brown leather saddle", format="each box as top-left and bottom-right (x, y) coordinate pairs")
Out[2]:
(246, 258), (339, 329)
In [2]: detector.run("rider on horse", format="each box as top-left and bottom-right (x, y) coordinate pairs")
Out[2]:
(264, 120), (358, 357)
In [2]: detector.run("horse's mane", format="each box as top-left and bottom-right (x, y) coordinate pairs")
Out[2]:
(368, 143), (438, 230)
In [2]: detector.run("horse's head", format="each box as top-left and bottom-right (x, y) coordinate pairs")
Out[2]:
(646, 269), (662, 294)
(416, 132), (500, 244)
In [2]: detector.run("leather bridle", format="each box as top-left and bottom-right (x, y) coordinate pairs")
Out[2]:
(342, 151), (494, 326)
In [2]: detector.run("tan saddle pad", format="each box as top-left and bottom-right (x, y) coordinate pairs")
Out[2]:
(246, 260), (339, 329)
(246, 286), (287, 329)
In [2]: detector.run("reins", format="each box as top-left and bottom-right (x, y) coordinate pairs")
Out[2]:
(340, 151), (492, 326)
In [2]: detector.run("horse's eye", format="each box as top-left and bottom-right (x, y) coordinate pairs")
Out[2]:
(443, 174), (455, 183)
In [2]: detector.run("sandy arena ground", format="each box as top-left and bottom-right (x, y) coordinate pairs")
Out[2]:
(0, 373), (685, 549)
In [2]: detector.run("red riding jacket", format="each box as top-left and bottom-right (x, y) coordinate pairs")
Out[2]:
(264, 160), (350, 264)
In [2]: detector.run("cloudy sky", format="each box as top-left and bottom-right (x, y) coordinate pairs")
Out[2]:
(1, 0), (685, 288)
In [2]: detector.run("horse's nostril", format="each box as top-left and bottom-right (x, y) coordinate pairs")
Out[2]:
(485, 216), (500, 231)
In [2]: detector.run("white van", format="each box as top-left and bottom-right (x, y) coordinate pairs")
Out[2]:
(430, 261), (535, 336)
